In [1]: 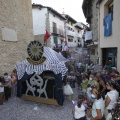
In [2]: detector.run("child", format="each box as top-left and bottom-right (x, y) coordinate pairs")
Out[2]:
(0, 77), (4, 105)
(11, 69), (17, 96)
(86, 102), (93, 120)
(72, 99), (86, 120)
(4, 73), (12, 101)
(72, 94), (88, 110)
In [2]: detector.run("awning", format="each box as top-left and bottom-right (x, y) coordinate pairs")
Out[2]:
(46, 47), (67, 62)
(16, 47), (68, 80)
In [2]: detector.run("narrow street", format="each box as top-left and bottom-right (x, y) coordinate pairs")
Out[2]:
(0, 88), (80, 120)
(0, 0), (120, 120)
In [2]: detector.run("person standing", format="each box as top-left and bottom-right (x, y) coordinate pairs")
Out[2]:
(78, 40), (81, 47)
(96, 73), (106, 99)
(0, 77), (4, 105)
(81, 74), (88, 92)
(88, 74), (99, 89)
(72, 99), (86, 120)
(76, 71), (82, 89)
(91, 88), (105, 120)
(11, 69), (17, 96)
(105, 80), (119, 120)
(107, 60), (112, 72)
(62, 41), (69, 58)
(4, 73), (12, 101)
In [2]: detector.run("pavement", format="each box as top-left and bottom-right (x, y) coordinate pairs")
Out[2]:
(0, 88), (81, 120)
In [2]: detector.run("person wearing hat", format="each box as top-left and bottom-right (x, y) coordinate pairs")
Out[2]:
(105, 80), (119, 120)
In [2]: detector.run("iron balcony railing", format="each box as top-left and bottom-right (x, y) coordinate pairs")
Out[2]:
(51, 27), (65, 37)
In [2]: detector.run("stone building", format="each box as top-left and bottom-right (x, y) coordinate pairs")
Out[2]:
(82, 0), (99, 64)
(62, 14), (83, 50)
(0, 0), (34, 74)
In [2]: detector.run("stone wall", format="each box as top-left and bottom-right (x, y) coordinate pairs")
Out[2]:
(90, 0), (99, 64)
(34, 34), (45, 45)
(91, 0), (98, 41)
(0, 0), (34, 74)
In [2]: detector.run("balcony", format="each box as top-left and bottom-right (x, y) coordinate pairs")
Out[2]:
(66, 29), (76, 37)
(68, 42), (77, 47)
(51, 27), (65, 37)
(76, 34), (82, 38)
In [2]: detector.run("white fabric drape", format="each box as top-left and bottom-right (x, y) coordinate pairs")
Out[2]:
(16, 47), (68, 80)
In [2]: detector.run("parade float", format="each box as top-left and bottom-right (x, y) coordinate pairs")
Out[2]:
(16, 41), (68, 106)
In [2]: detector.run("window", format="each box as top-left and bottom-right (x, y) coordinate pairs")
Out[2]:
(68, 38), (73, 42)
(68, 27), (70, 30)
(108, 1), (113, 14)
(53, 22), (57, 33)
(53, 37), (58, 44)
(68, 36), (73, 42)
(53, 14), (55, 17)
(59, 26), (64, 36)
(78, 30), (79, 33)
(104, 0), (113, 17)
(71, 23), (73, 26)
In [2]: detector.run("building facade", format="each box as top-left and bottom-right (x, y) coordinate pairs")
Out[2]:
(32, 4), (66, 48)
(82, 0), (99, 64)
(62, 14), (83, 49)
(98, 0), (120, 71)
(0, 0), (34, 74)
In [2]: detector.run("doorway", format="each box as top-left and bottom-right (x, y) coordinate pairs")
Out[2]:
(102, 48), (117, 67)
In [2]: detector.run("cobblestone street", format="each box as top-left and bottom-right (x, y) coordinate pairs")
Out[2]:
(0, 88), (80, 120)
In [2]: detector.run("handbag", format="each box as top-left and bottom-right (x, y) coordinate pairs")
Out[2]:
(63, 84), (73, 95)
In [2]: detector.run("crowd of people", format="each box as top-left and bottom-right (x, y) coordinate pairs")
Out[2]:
(0, 53), (120, 120)
(63, 60), (120, 120)
(0, 69), (17, 105)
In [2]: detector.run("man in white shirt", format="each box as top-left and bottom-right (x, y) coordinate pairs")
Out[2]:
(62, 41), (69, 58)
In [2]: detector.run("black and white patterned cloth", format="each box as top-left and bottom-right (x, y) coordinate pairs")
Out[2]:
(16, 47), (68, 80)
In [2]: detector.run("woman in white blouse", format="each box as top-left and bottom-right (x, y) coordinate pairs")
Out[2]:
(91, 88), (105, 120)
(105, 80), (119, 120)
